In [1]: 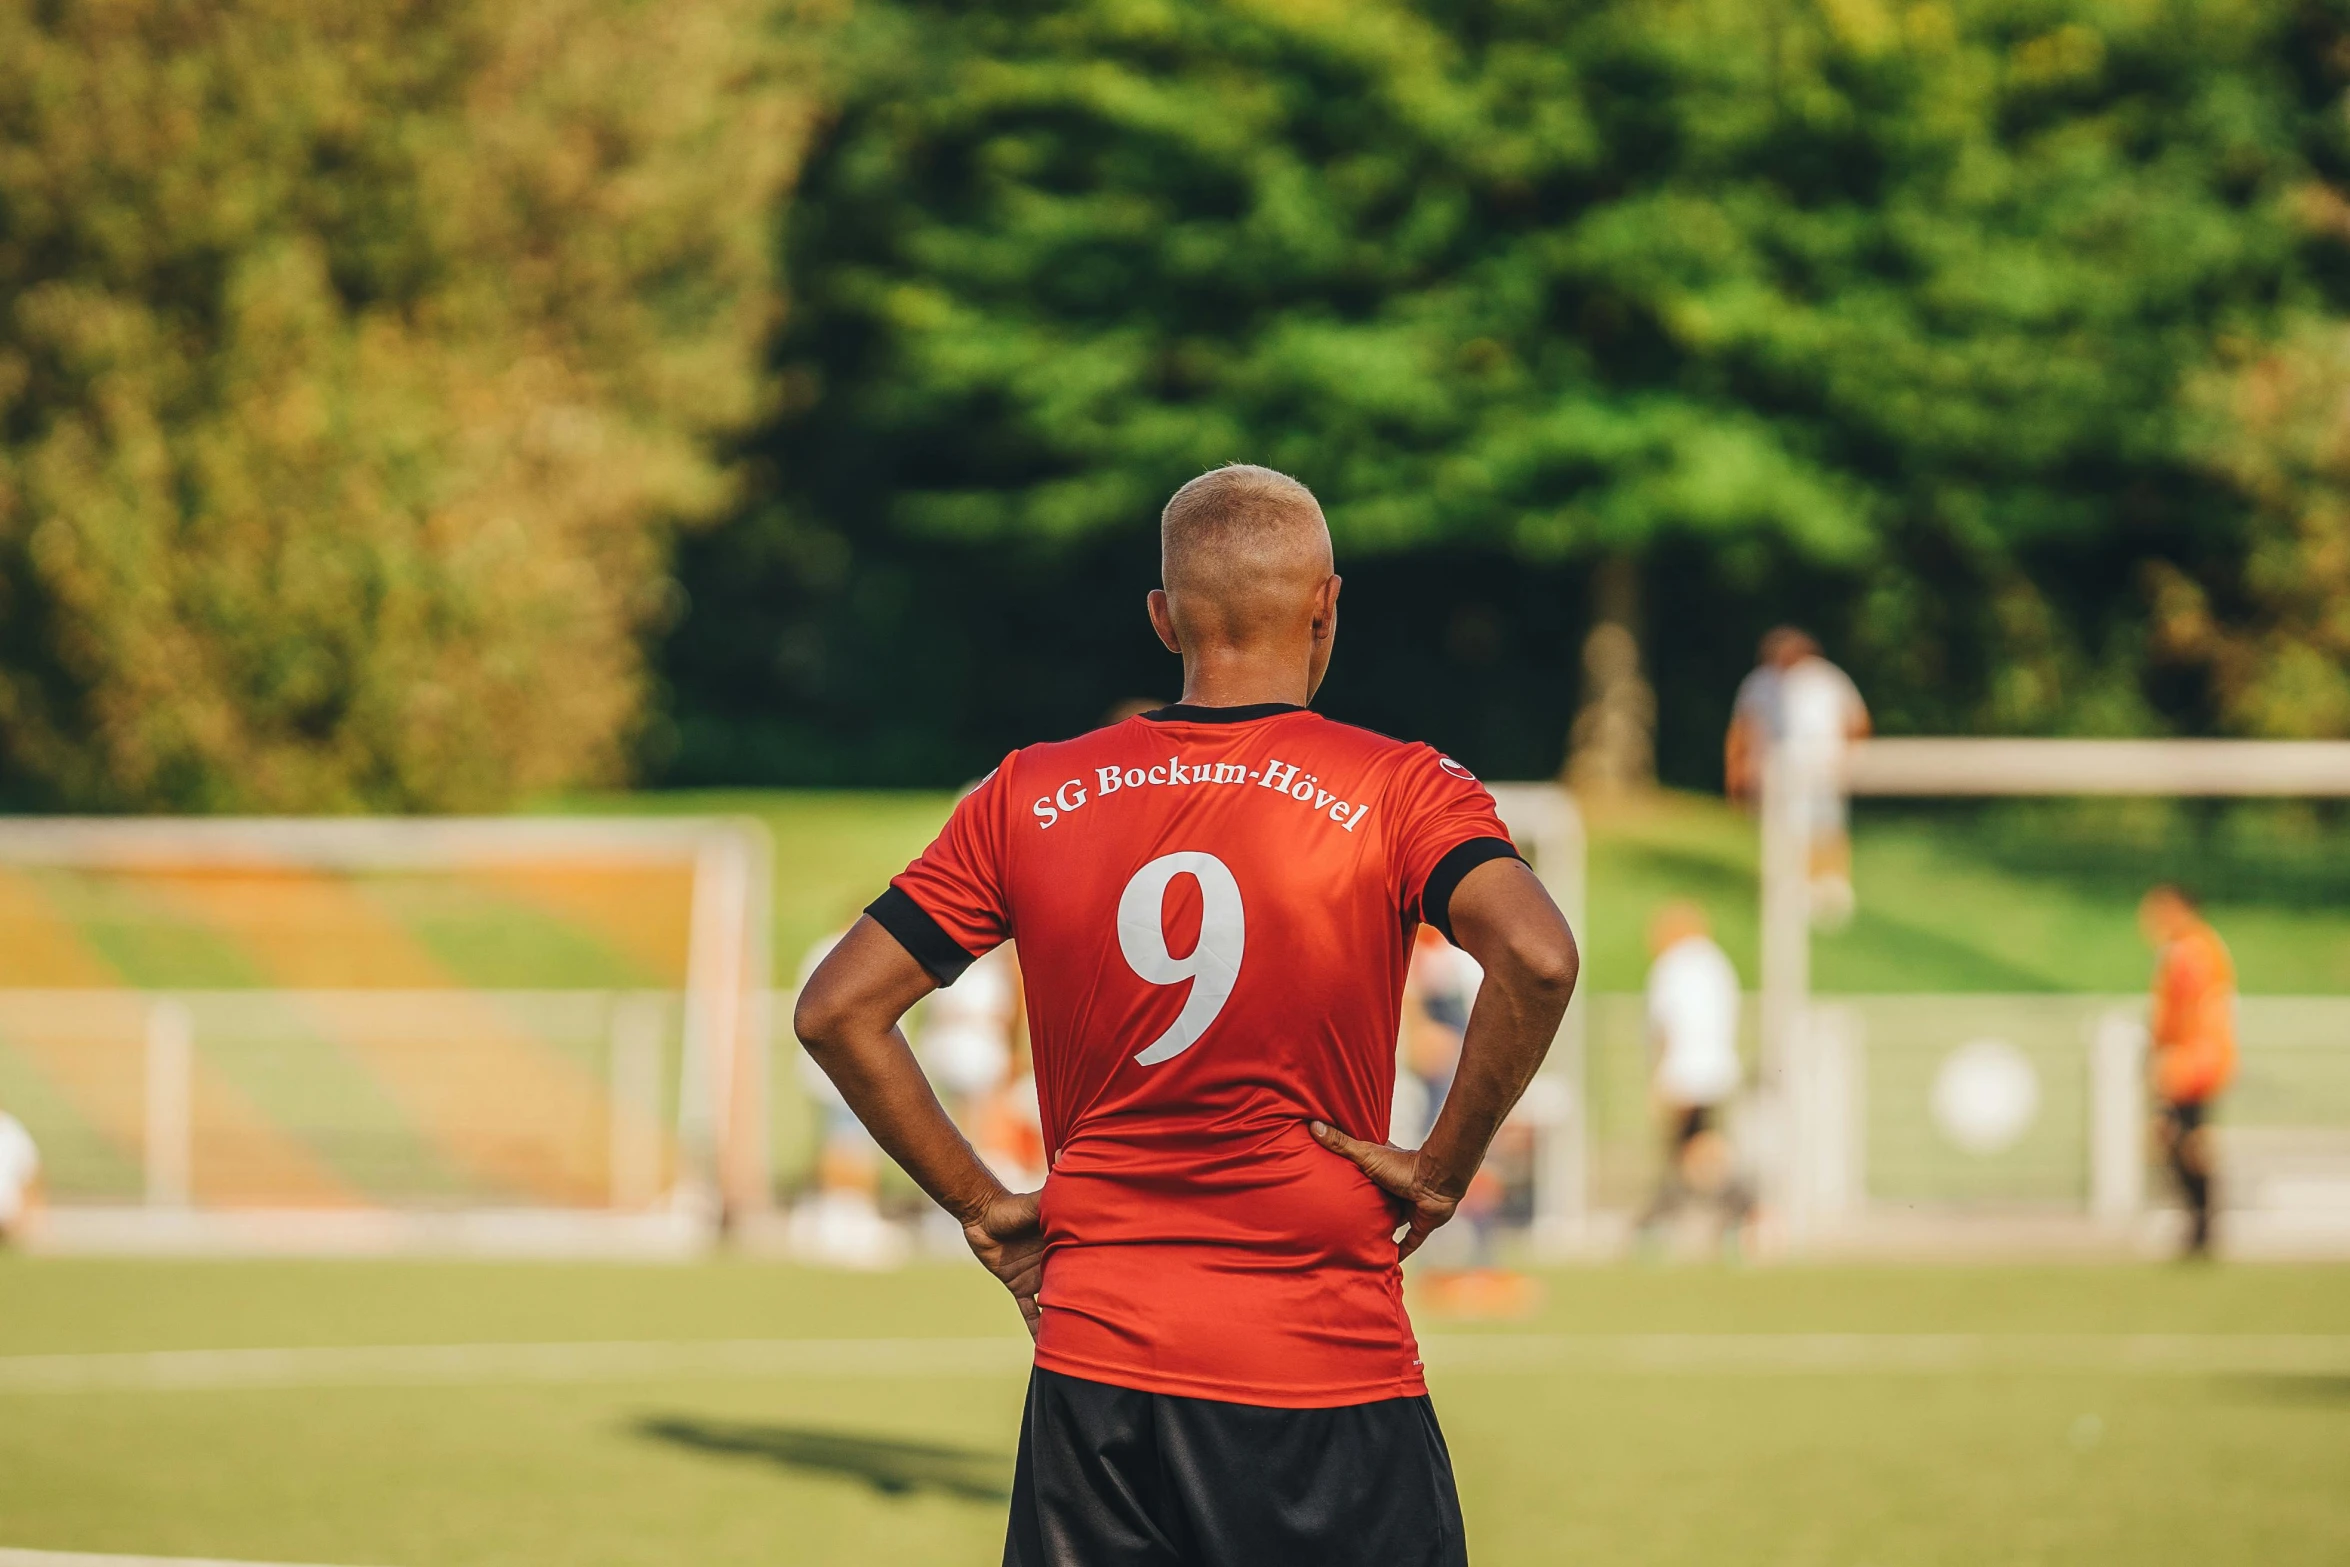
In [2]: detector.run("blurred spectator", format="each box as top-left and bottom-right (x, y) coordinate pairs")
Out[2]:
(2140, 885), (2237, 1259)
(0, 1107), (41, 1246)
(1397, 923), (1512, 1279)
(975, 1023), (1048, 1193)
(1726, 627), (1870, 928)
(921, 943), (1022, 1133)
(788, 928), (905, 1268)
(1398, 922), (1482, 1143)
(1637, 903), (1751, 1252)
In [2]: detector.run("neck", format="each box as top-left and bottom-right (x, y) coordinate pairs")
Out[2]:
(1177, 645), (1312, 709)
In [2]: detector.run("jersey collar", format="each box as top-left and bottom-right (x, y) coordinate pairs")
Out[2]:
(1137, 702), (1306, 724)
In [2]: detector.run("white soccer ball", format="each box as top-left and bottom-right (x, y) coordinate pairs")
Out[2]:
(1931, 1038), (2040, 1155)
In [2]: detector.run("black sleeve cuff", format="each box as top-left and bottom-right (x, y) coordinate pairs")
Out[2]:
(865, 885), (979, 986)
(1418, 836), (1523, 946)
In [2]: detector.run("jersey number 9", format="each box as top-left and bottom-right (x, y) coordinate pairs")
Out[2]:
(1117, 851), (1246, 1067)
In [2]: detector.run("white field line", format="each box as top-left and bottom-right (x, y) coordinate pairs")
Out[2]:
(1426, 1332), (2350, 1375)
(2, 1333), (2347, 1394)
(0, 1338), (1033, 1394)
(0, 1553), (382, 1567)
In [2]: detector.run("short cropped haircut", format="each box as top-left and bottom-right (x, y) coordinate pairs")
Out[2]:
(1159, 465), (1327, 586)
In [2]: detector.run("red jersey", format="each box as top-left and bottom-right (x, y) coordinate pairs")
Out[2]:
(869, 702), (1517, 1407)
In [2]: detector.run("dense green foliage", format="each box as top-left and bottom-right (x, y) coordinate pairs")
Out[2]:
(2157, 320), (2350, 736)
(667, 0), (2350, 786)
(7, 0), (2350, 800)
(0, 0), (805, 809)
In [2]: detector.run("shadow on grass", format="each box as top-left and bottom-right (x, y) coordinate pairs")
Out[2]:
(2224, 1374), (2350, 1405)
(634, 1414), (1012, 1502)
(1608, 843), (1755, 900)
(1814, 902), (2060, 992)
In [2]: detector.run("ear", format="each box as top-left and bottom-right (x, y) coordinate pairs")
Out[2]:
(1303, 574), (1342, 702)
(1146, 589), (1183, 655)
(1311, 574), (1342, 639)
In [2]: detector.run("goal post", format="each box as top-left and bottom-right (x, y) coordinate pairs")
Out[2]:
(0, 815), (772, 1255)
(1759, 737), (2350, 1255)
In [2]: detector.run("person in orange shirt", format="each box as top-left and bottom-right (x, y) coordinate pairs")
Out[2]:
(2139, 884), (2237, 1258)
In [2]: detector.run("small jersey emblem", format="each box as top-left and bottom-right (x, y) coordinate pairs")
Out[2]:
(1437, 755), (1476, 781)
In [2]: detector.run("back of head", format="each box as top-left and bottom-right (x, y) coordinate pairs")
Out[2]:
(2143, 880), (2197, 918)
(1760, 626), (1819, 668)
(1648, 899), (1711, 958)
(2138, 882), (2202, 945)
(1160, 465), (1333, 647)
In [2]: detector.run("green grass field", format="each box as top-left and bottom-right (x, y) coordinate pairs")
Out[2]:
(2, 1256), (2345, 1566)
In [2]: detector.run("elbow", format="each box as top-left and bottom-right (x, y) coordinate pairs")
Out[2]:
(1512, 923), (1580, 1008)
(792, 984), (850, 1066)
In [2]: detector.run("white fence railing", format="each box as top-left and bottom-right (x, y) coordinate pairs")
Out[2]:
(1577, 992), (2350, 1254)
(26, 974), (2340, 1256)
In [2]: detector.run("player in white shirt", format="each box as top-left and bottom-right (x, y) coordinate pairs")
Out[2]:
(0, 1109), (43, 1245)
(1637, 903), (1752, 1247)
(1726, 627), (1870, 927)
(919, 941), (1021, 1129)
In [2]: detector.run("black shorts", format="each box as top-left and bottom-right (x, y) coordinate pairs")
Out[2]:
(1672, 1104), (1714, 1148)
(2162, 1099), (2209, 1137)
(1003, 1367), (1468, 1567)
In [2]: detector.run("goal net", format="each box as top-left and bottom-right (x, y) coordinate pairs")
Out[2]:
(1756, 740), (2350, 1256)
(0, 817), (770, 1254)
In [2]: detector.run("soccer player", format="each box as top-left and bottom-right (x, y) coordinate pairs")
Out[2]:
(920, 941), (1022, 1131)
(1725, 627), (1870, 927)
(795, 463), (1579, 1566)
(2139, 884), (2237, 1258)
(1635, 902), (1751, 1249)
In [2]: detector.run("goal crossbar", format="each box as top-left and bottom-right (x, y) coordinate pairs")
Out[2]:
(1842, 738), (2350, 797)
(0, 816), (756, 866)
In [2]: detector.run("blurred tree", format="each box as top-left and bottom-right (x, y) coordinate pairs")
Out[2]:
(2144, 3), (2350, 742)
(666, 0), (2348, 786)
(2158, 323), (2350, 737)
(0, 0), (811, 810)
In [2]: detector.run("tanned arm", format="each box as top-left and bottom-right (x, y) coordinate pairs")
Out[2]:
(1310, 856), (1579, 1258)
(1306, 859), (1579, 1259)
(1725, 714), (1759, 803)
(793, 918), (1046, 1334)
